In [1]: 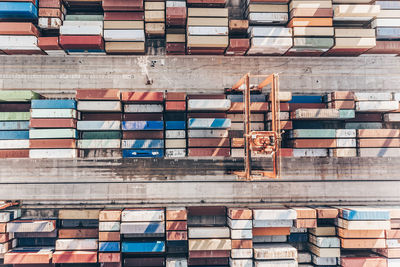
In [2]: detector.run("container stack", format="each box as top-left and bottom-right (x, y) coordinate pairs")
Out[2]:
(289, 226), (310, 265)
(121, 92), (164, 158)
(52, 209), (99, 265)
(226, 94), (268, 157)
(187, 95), (231, 157)
(165, 92), (187, 158)
(326, 28), (376, 56)
(188, 206), (231, 267)
(0, 209), (19, 262)
(38, 0), (65, 32)
(226, 20), (249, 56)
(186, 8), (229, 55)
(228, 208), (253, 267)
(4, 219), (55, 265)
(375, 207), (400, 267)
(166, 28), (186, 54)
(59, 14), (105, 55)
(121, 208), (166, 267)
(286, 0), (334, 56)
(166, 207), (188, 265)
(145, 1), (166, 38)
(166, 0), (187, 55)
(0, 1), (40, 55)
(29, 99), (78, 159)
(38, 36), (66, 55)
(103, 0), (145, 54)
(0, 90), (38, 159)
(252, 208), (298, 267)
(77, 89), (122, 159)
(247, 27), (292, 55)
(336, 207), (389, 267)
(267, 91), (293, 132)
(245, 0), (289, 26)
(308, 222), (339, 266)
(98, 209), (122, 266)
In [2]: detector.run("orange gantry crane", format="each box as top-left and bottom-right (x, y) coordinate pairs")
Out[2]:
(227, 73), (282, 180)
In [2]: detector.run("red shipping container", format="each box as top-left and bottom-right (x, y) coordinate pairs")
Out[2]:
(0, 150), (29, 158)
(285, 50), (325, 57)
(231, 240), (252, 249)
(98, 253), (120, 263)
(58, 229), (98, 239)
(104, 11), (144, 21)
(4, 50), (46, 55)
(280, 148), (293, 157)
(99, 232), (120, 241)
(123, 113), (163, 121)
(166, 101), (186, 111)
(59, 36), (104, 50)
(340, 257), (387, 267)
(290, 8), (333, 18)
(365, 41), (400, 55)
(280, 120), (293, 130)
(225, 39), (249, 56)
(187, 206), (226, 216)
(38, 37), (62, 50)
(39, 0), (62, 8)
(124, 257), (164, 266)
(29, 139), (76, 149)
(166, 43), (186, 55)
(121, 92), (163, 102)
(189, 250), (230, 258)
(30, 118), (76, 128)
(0, 233), (11, 243)
(187, 94), (226, 99)
(52, 251), (97, 263)
(187, 48), (225, 55)
(324, 48), (368, 57)
(123, 131), (163, 139)
(358, 138), (400, 148)
(166, 221), (187, 231)
(0, 103), (30, 112)
(188, 147), (230, 156)
(4, 251), (52, 264)
(188, 258), (228, 266)
(188, 138), (230, 147)
(166, 92), (186, 101)
(166, 231), (187, 240)
(291, 139), (336, 148)
(186, 0), (226, 7)
(76, 89), (120, 100)
(187, 113), (227, 118)
(102, 0), (143, 11)
(38, 8), (63, 18)
(0, 22), (39, 36)
(289, 103), (326, 111)
(347, 112), (382, 122)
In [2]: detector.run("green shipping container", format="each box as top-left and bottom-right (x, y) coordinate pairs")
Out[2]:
(81, 131), (122, 139)
(0, 91), (40, 102)
(293, 38), (334, 49)
(339, 110), (355, 119)
(0, 112), (30, 121)
(290, 129), (336, 139)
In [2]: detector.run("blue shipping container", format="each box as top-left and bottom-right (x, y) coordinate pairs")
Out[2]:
(288, 233), (308, 243)
(31, 99), (77, 109)
(165, 121), (186, 130)
(341, 208), (390, 221)
(289, 95), (322, 103)
(0, 131), (29, 140)
(123, 149), (164, 158)
(0, 121), (29, 130)
(0, 2), (37, 20)
(122, 241), (165, 253)
(122, 139), (164, 149)
(99, 242), (120, 252)
(188, 118), (231, 129)
(122, 121), (163, 131)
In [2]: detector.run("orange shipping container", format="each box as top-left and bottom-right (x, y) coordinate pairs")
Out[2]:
(58, 229), (98, 239)
(340, 238), (386, 249)
(293, 207), (316, 219)
(231, 239), (252, 249)
(166, 209), (187, 221)
(99, 210), (121, 221)
(358, 138), (400, 148)
(52, 251), (97, 263)
(316, 207), (338, 218)
(229, 102), (269, 113)
(253, 227), (290, 236)
(166, 221), (187, 231)
(295, 219), (316, 228)
(4, 251), (52, 264)
(340, 257), (387, 267)
(328, 100), (355, 109)
(76, 89), (120, 100)
(338, 228), (385, 238)
(121, 92), (163, 102)
(98, 253), (120, 263)
(99, 232), (120, 242)
(39, 8), (63, 18)
(287, 18), (333, 27)
(291, 139), (336, 148)
(228, 208), (252, 220)
(167, 231), (187, 240)
(0, 22), (39, 36)
(29, 139), (76, 149)
(358, 129), (400, 138)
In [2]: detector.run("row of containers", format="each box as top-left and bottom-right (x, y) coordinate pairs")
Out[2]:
(0, 205), (400, 266)
(3, 89), (400, 158)
(2, 0), (400, 56)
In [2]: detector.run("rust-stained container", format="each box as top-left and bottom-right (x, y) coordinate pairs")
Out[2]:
(59, 229), (98, 239)
(225, 39), (249, 56)
(252, 227), (290, 236)
(188, 258), (228, 266)
(166, 101), (186, 111)
(166, 221), (187, 231)
(290, 8), (333, 18)
(329, 91), (355, 101)
(124, 257), (165, 266)
(0, 103), (30, 112)
(324, 48), (368, 57)
(102, 0), (143, 11)
(0, 150), (29, 158)
(327, 100), (355, 109)
(187, 113), (227, 118)
(0, 22), (39, 36)
(30, 118), (76, 128)
(104, 11), (144, 20)
(82, 113), (122, 121)
(289, 103), (326, 111)
(295, 218), (317, 228)
(187, 48), (226, 55)
(340, 257), (387, 267)
(358, 138), (400, 148)
(189, 250), (230, 258)
(278, 102), (290, 112)
(291, 139), (336, 148)
(76, 89), (120, 100)
(166, 207), (187, 220)
(231, 239), (252, 249)
(358, 129), (400, 138)
(280, 148), (293, 157)
(187, 94), (225, 100)
(316, 207), (338, 219)
(188, 138), (230, 147)
(59, 36), (104, 50)
(52, 251), (98, 263)
(229, 20), (248, 33)
(167, 231), (187, 240)
(99, 209), (121, 221)
(98, 253), (120, 263)
(38, 37), (62, 50)
(123, 131), (163, 139)
(29, 139), (76, 149)
(39, 0), (62, 8)
(228, 208), (252, 219)
(166, 43), (186, 55)
(79, 149), (122, 159)
(121, 92), (163, 103)
(39, 8), (63, 18)
(4, 251), (53, 264)
(188, 147), (230, 156)
(166, 92), (186, 101)
(229, 102), (268, 113)
(188, 206), (226, 216)
(99, 232), (120, 241)
(365, 41), (400, 55)
(4, 50), (46, 55)
(231, 138), (244, 148)
(123, 113), (163, 121)
(186, 0), (226, 6)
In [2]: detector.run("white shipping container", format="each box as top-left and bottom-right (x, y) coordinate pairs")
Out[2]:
(78, 139), (121, 149)
(231, 249), (253, 259)
(121, 209), (165, 222)
(99, 221), (120, 231)
(29, 149), (78, 159)
(336, 139), (356, 148)
(77, 121), (121, 131)
(334, 4), (380, 17)
(253, 243), (298, 260)
(290, 0), (332, 9)
(0, 36), (39, 50)
(372, 18), (400, 28)
(165, 130), (186, 139)
(60, 25), (103, 36)
(254, 260), (297, 267)
(298, 252), (311, 263)
(124, 104), (163, 113)
(249, 37), (293, 54)
(354, 92), (392, 101)
(309, 235), (340, 248)
(165, 139), (186, 148)
(248, 13), (289, 24)
(166, 1), (186, 7)
(187, 26), (228, 36)
(356, 101), (399, 112)
(77, 101), (121, 112)
(253, 219), (293, 228)
(188, 99), (231, 111)
(336, 129), (356, 138)
(165, 149), (186, 158)
(55, 239), (98, 250)
(45, 50), (67, 56)
(0, 212), (10, 222)
(336, 218), (390, 230)
(188, 239), (231, 250)
(0, 140), (29, 149)
(253, 209), (297, 220)
(231, 229), (253, 239)
(104, 30), (145, 41)
(249, 27), (292, 37)
(252, 235), (287, 243)
(293, 149), (328, 157)
(387, 239), (400, 248)
(228, 218), (252, 229)
(229, 259), (253, 267)
(31, 109), (77, 118)
(38, 17), (62, 29)
(188, 129), (229, 138)
(312, 255), (337, 266)
(189, 227), (230, 238)
(166, 257), (188, 267)
(359, 148), (400, 157)
(384, 113), (400, 122)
